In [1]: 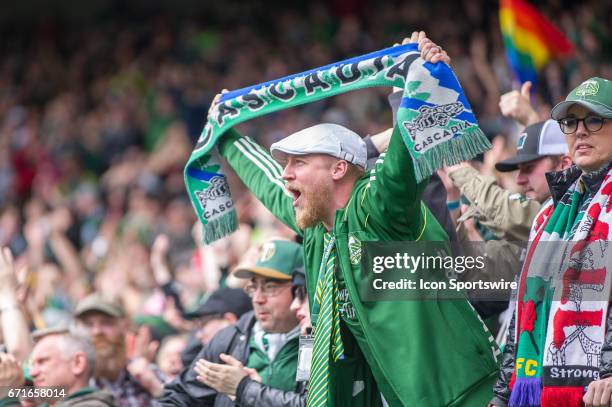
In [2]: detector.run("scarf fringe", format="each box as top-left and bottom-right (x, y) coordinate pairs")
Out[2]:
(201, 210), (238, 245)
(509, 377), (542, 407)
(541, 386), (584, 407)
(412, 127), (491, 183)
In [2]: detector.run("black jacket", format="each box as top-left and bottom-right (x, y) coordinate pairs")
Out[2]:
(157, 311), (305, 407)
(235, 377), (306, 407)
(491, 313), (516, 406)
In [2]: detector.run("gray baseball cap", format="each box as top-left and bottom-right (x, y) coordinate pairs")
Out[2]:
(495, 120), (568, 172)
(74, 293), (125, 319)
(270, 123), (367, 169)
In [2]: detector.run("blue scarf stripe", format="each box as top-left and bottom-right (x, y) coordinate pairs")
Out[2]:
(186, 167), (223, 182)
(421, 62), (474, 109)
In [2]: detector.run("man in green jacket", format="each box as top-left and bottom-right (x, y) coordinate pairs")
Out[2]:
(159, 239), (303, 406)
(210, 34), (500, 406)
(210, 34), (496, 407)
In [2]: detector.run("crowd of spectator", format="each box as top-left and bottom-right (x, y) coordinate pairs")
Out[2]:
(0, 0), (611, 405)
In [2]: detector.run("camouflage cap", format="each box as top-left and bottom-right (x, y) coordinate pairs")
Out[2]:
(74, 293), (125, 319)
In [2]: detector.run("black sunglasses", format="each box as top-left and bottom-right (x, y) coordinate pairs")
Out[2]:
(292, 285), (307, 301)
(558, 115), (607, 134)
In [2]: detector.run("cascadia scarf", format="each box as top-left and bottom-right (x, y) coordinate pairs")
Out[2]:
(510, 167), (612, 407)
(184, 43), (490, 244)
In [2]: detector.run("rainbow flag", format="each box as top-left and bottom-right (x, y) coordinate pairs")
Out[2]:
(499, 0), (574, 85)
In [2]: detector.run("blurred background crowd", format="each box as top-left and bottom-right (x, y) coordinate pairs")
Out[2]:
(0, 0), (611, 404)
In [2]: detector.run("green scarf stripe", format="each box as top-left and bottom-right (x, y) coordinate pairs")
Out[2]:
(544, 190), (581, 236)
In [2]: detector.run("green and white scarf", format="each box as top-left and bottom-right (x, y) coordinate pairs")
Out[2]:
(511, 166), (612, 406)
(184, 43), (490, 243)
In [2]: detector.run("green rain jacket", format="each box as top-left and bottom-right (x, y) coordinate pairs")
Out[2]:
(219, 126), (499, 406)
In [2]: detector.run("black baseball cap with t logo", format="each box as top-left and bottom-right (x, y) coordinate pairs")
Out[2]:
(495, 120), (568, 172)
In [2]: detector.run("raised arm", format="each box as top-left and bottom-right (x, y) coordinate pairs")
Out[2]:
(361, 122), (429, 234)
(445, 163), (539, 241)
(217, 127), (300, 234)
(360, 32), (451, 235)
(0, 247), (32, 363)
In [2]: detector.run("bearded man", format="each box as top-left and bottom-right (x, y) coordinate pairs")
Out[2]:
(74, 293), (164, 406)
(210, 32), (499, 406)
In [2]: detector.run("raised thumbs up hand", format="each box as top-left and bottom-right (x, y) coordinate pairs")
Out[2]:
(520, 81), (532, 98)
(499, 81), (540, 127)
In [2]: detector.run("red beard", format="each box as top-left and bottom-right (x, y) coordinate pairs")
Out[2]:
(91, 334), (127, 381)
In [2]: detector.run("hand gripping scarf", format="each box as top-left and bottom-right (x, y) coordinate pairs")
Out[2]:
(510, 168), (612, 407)
(184, 43), (491, 244)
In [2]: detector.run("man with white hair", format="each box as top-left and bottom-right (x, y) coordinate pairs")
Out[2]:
(29, 328), (116, 406)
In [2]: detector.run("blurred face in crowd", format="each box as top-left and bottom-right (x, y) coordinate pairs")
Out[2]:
(516, 157), (564, 203)
(282, 154), (337, 229)
(563, 105), (612, 172)
(196, 314), (236, 345)
(156, 335), (187, 380)
(30, 335), (87, 393)
(290, 285), (311, 335)
(246, 276), (298, 333)
(77, 312), (127, 381)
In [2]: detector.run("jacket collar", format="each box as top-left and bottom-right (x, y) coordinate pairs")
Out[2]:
(251, 322), (300, 360)
(546, 161), (612, 205)
(546, 166), (582, 205)
(235, 310), (257, 335)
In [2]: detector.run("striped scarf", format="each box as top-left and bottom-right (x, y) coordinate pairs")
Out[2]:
(510, 165), (612, 407)
(184, 43), (490, 244)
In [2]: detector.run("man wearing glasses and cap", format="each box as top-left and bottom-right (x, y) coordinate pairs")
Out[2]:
(490, 77), (612, 407)
(221, 267), (311, 407)
(158, 240), (303, 407)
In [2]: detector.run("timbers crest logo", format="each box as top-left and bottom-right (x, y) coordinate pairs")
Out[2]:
(195, 175), (233, 221)
(403, 102), (464, 142)
(401, 102), (468, 153)
(259, 242), (276, 262)
(575, 80), (599, 98)
(348, 235), (361, 266)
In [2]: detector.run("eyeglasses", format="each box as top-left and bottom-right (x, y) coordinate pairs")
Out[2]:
(244, 281), (291, 298)
(558, 116), (607, 134)
(292, 285), (307, 301)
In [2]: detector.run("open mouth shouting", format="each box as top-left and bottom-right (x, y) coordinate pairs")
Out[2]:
(287, 185), (302, 207)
